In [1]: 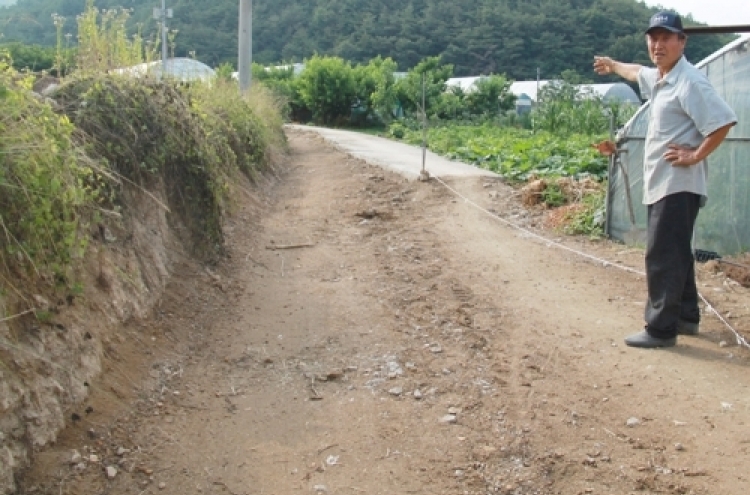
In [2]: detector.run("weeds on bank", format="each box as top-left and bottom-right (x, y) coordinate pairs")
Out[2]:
(0, 54), (94, 286)
(0, 1), (284, 322)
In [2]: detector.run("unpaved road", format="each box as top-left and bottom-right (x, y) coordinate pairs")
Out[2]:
(20, 128), (750, 495)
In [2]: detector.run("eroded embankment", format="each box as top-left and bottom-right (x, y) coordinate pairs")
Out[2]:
(0, 71), (284, 494)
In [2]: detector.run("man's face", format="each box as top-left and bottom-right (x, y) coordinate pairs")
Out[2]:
(647, 29), (686, 71)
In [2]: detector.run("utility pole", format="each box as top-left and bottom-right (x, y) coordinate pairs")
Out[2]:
(536, 67), (541, 100)
(153, 0), (173, 76)
(238, 0), (252, 94)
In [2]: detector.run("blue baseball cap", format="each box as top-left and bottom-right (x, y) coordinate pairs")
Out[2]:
(646, 11), (684, 35)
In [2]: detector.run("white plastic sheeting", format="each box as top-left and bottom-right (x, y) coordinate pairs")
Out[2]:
(112, 57), (216, 82)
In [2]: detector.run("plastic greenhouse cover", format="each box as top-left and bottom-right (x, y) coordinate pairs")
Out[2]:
(608, 35), (750, 255)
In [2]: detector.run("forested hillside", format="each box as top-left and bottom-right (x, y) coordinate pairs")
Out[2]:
(0, 0), (731, 79)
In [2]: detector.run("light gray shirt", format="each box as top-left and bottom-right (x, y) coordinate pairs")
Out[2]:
(637, 56), (737, 205)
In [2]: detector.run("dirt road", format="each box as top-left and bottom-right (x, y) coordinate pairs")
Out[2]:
(21, 129), (750, 495)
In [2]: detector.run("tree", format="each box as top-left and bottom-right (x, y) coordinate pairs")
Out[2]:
(296, 55), (356, 125)
(353, 56), (398, 123)
(393, 56), (453, 118)
(465, 75), (516, 117)
(1, 42), (55, 71)
(0, 0), (734, 79)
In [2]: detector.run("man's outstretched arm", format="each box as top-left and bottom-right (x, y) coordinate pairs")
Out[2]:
(593, 56), (643, 82)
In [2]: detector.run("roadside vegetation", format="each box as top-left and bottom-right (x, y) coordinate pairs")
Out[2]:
(245, 54), (635, 238)
(0, 0), (284, 319)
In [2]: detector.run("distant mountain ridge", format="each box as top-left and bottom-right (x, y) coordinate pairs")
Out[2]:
(0, 0), (731, 79)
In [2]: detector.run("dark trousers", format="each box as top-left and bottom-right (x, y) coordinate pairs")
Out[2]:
(645, 192), (701, 339)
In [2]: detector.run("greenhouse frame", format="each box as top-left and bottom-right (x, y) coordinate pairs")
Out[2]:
(607, 35), (750, 255)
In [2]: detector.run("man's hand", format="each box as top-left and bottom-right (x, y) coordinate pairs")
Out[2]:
(664, 144), (699, 167)
(593, 56), (642, 82)
(593, 56), (615, 76)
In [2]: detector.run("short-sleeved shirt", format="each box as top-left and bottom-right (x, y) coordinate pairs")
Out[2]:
(637, 56), (737, 205)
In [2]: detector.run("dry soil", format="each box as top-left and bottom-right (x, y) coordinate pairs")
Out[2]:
(18, 128), (750, 495)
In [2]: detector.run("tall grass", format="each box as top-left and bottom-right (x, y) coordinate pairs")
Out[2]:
(0, 0), (285, 312)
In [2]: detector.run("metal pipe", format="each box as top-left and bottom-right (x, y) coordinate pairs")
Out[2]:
(161, 0), (168, 70)
(238, 0), (252, 94)
(684, 25), (750, 34)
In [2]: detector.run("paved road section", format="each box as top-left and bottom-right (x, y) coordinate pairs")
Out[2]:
(290, 125), (499, 180)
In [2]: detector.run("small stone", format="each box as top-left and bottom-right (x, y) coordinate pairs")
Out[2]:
(116, 447), (130, 456)
(106, 466), (117, 479)
(429, 345), (443, 354)
(448, 407), (461, 415)
(32, 294), (52, 311)
(89, 454), (100, 463)
(626, 417), (640, 428)
(439, 414), (457, 424)
(71, 451), (82, 464)
(675, 443), (685, 451)
(413, 389), (423, 400)
(158, 482), (167, 490)
(313, 485), (328, 493)
(385, 361), (404, 376)
(388, 387), (403, 396)
(719, 341), (729, 348)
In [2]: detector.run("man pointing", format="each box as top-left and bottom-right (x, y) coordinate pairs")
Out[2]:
(593, 12), (737, 348)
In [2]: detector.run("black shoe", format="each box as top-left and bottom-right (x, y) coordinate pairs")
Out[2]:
(624, 330), (676, 348)
(677, 319), (699, 336)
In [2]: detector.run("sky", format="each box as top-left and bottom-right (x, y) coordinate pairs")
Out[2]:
(644, 0), (749, 27)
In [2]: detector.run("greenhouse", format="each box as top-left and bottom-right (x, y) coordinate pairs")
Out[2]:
(607, 35), (750, 255)
(113, 57), (216, 82)
(445, 77), (641, 105)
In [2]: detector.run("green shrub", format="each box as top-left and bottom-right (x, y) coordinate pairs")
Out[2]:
(296, 55), (356, 125)
(389, 122), (407, 139)
(353, 56), (399, 124)
(0, 58), (93, 282)
(0, 42), (57, 72)
(393, 56), (453, 119)
(564, 189), (606, 237)
(541, 182), (567, 208)
(465, 75), (516, 118)
(190, 79), (284, 181)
